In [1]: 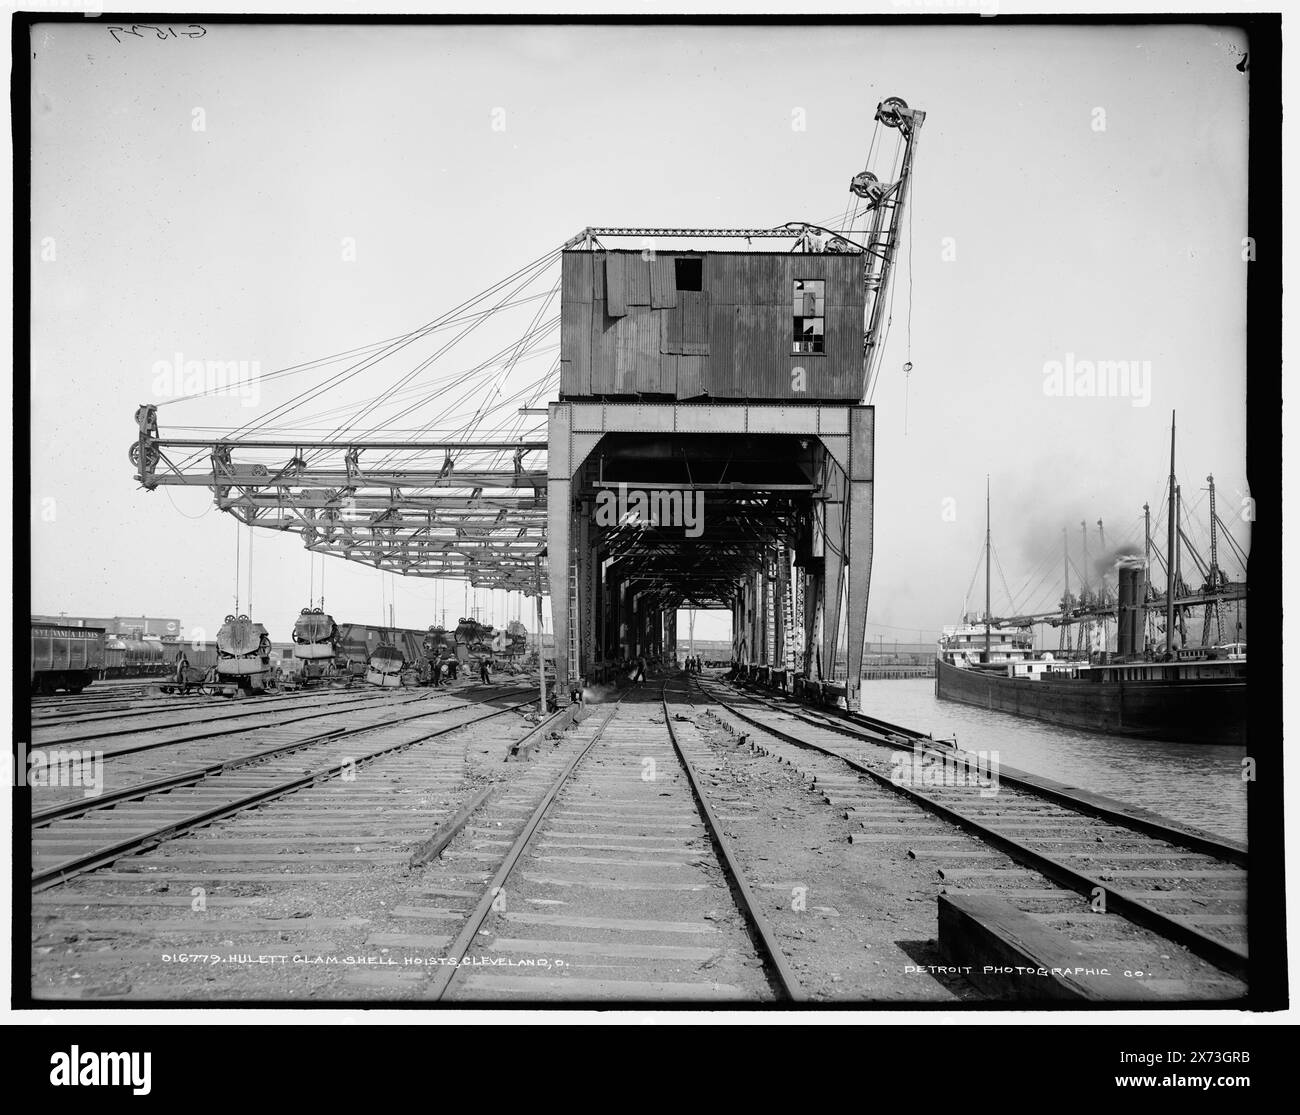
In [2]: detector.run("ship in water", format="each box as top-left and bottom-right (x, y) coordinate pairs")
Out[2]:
(935, 414), (1247, 746)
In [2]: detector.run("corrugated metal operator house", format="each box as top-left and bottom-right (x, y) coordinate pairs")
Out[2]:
(560, 250), (867, 401)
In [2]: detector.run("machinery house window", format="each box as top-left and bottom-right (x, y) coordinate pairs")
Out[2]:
(793, 279), (825, 354)
(675, 257), (703, 291)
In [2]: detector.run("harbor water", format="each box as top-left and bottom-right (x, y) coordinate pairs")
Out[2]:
(858, 678), (1248, 843)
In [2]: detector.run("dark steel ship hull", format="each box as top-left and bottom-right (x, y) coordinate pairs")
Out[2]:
(934, 656), (1247, 745)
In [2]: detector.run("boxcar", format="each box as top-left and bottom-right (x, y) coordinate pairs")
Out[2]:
(336, 622), (433, 687)
(31, 622), (106, 694)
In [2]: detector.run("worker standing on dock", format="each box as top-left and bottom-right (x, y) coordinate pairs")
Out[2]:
(479, 654), (492, 685)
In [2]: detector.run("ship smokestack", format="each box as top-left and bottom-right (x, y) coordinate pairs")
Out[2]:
(1115, 557), (1147, 657)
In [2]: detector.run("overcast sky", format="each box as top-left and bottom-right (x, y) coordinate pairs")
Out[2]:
(28, 21), (1252, 647)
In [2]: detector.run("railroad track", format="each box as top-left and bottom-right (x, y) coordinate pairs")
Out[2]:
(28, 686), (540, 816)
(26, 686), (532, 790)
(32, 685), (167, 716)
(385, 682), (802, 1003)
(31, 672), (1245, 1003)
(28, 680), (403, 727)
(30, 684), (408, 737)
(701, 678), (1249, 1000)
(31, 689), (313, 722)
(30, 689), (541, 891)
(29, 695), (573, 1001)
(30, 679), (525, 731)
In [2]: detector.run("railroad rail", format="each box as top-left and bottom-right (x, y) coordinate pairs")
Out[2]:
(30, 690), (539, 890)
(30, 685), (409, 740)
(29, 671), (1249, 1003)
(418, 683), (802, 1002)
(27, 687), (531, 783)
(701, 678), (1248, 996)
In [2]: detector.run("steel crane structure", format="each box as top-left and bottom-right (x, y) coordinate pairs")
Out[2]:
(131, 96), (926, 714)
(132, 406), (551, 593)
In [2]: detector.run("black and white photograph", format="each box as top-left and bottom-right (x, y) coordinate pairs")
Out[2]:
(11, 4), (1289, 1047)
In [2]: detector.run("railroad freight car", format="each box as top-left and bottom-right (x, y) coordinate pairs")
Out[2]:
(336, 622), (430, 687)
(102, 635), (169, 677)
(31, 622), (106, 694)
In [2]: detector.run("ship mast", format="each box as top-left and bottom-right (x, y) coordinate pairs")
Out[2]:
(1165, 412), (1177, 655)
(1175, 483), (1185, 647)
(985, 476), (991, 663)
(1097, 518), (1108, 651)
(1060, 526), (1070, 655)
(1080, 519), (1090, 655)
(1202, 474), (1223, 646)
(1143, 501), (1152, 652)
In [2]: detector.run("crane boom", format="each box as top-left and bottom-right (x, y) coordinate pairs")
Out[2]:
(861, 97), (925, 399)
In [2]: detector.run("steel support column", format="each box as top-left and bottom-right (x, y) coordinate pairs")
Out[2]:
(547, 473), (572, 697)
(820, 464), (847, 683)
(774, 545), (787, 668)
(577, 504), (594, 683)
(843, 408), (876, 711)
(801, 564), (818, 676)
(620, 581), (633, 658)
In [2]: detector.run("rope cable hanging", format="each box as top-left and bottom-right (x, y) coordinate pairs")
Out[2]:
(314, 251), (562, 460)
(171, 246), (564, 472)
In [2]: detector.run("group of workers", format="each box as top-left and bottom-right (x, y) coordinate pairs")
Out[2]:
(427, 657), (461, 686)
(682, 655), (706, 675)
(427, 655), (495, 685)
